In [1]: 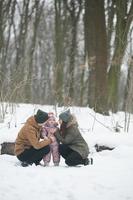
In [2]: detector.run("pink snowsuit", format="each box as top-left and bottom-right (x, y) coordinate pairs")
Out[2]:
(41, 114), (60, 166)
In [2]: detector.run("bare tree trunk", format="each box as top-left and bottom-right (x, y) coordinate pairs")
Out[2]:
(9, 0), (31, 103)
(25, 0), (45, 103)
(108, 0), (133, 112)
(124, 56), (133, 112)
(67, 0), (82, 102)
(84, 0), (108, 113)
(0, 0), (17, 102)
(54, 0), (65, 105)
(107, 0), (116, 64)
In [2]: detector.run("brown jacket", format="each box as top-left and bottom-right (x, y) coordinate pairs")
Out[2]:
(14, 116), (52, 156)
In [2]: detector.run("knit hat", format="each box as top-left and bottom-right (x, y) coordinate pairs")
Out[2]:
(59, 109), (71, 123)
(34, 109), (49, 123)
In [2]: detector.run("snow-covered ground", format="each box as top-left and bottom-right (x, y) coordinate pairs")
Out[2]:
(0, 104), (133, 200)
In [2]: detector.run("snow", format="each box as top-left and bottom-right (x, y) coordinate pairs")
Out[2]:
(0, 103), (133, 200)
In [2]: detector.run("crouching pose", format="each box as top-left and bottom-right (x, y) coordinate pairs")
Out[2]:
(14, 110), (53, 167)
(54, 110), (90, 166)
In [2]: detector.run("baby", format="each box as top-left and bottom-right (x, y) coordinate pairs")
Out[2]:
(41, 112), (60, 166)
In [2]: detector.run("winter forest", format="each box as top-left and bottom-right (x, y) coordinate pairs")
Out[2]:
(0, 0), (133, 116)
(1, 1), (133, 199)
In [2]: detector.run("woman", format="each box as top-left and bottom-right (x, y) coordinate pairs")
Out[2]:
(54, 110), (90, 166)
(15, 109), (54, 167)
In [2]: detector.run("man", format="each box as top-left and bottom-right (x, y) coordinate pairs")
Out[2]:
(15, 109), (53, 167)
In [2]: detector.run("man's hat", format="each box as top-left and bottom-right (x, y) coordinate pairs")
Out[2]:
(34, 109), (49, 123)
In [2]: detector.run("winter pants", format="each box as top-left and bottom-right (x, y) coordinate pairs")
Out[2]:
(43, 143), (60, 165)
(17, 145), (50, 165)
(59, 144), (85, 166)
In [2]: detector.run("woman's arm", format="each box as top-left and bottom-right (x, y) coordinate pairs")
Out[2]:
(55, 128), (77, 144)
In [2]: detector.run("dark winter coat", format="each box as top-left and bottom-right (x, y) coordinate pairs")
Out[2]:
(14, 116), (52, 156)
(55, 115), (89, 159)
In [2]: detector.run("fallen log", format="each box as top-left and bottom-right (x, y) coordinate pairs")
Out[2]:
(0, 142), (15, 155)
(0, 142), (115, 156)
(95, 144), (114, 152)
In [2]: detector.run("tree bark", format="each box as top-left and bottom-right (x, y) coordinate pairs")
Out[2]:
(54, 0), (64, 105)
(108, 0), (133, 112)
(84, 0), (108, 113)
(66, 0), (82, 101)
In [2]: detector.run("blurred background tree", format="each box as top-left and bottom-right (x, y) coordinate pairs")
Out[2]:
(0, 0), (133, 114)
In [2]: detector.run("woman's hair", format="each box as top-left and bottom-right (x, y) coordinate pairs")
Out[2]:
(60, 121), (67, 136)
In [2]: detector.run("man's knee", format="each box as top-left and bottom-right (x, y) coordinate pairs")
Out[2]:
(42, 145), (50, 154)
